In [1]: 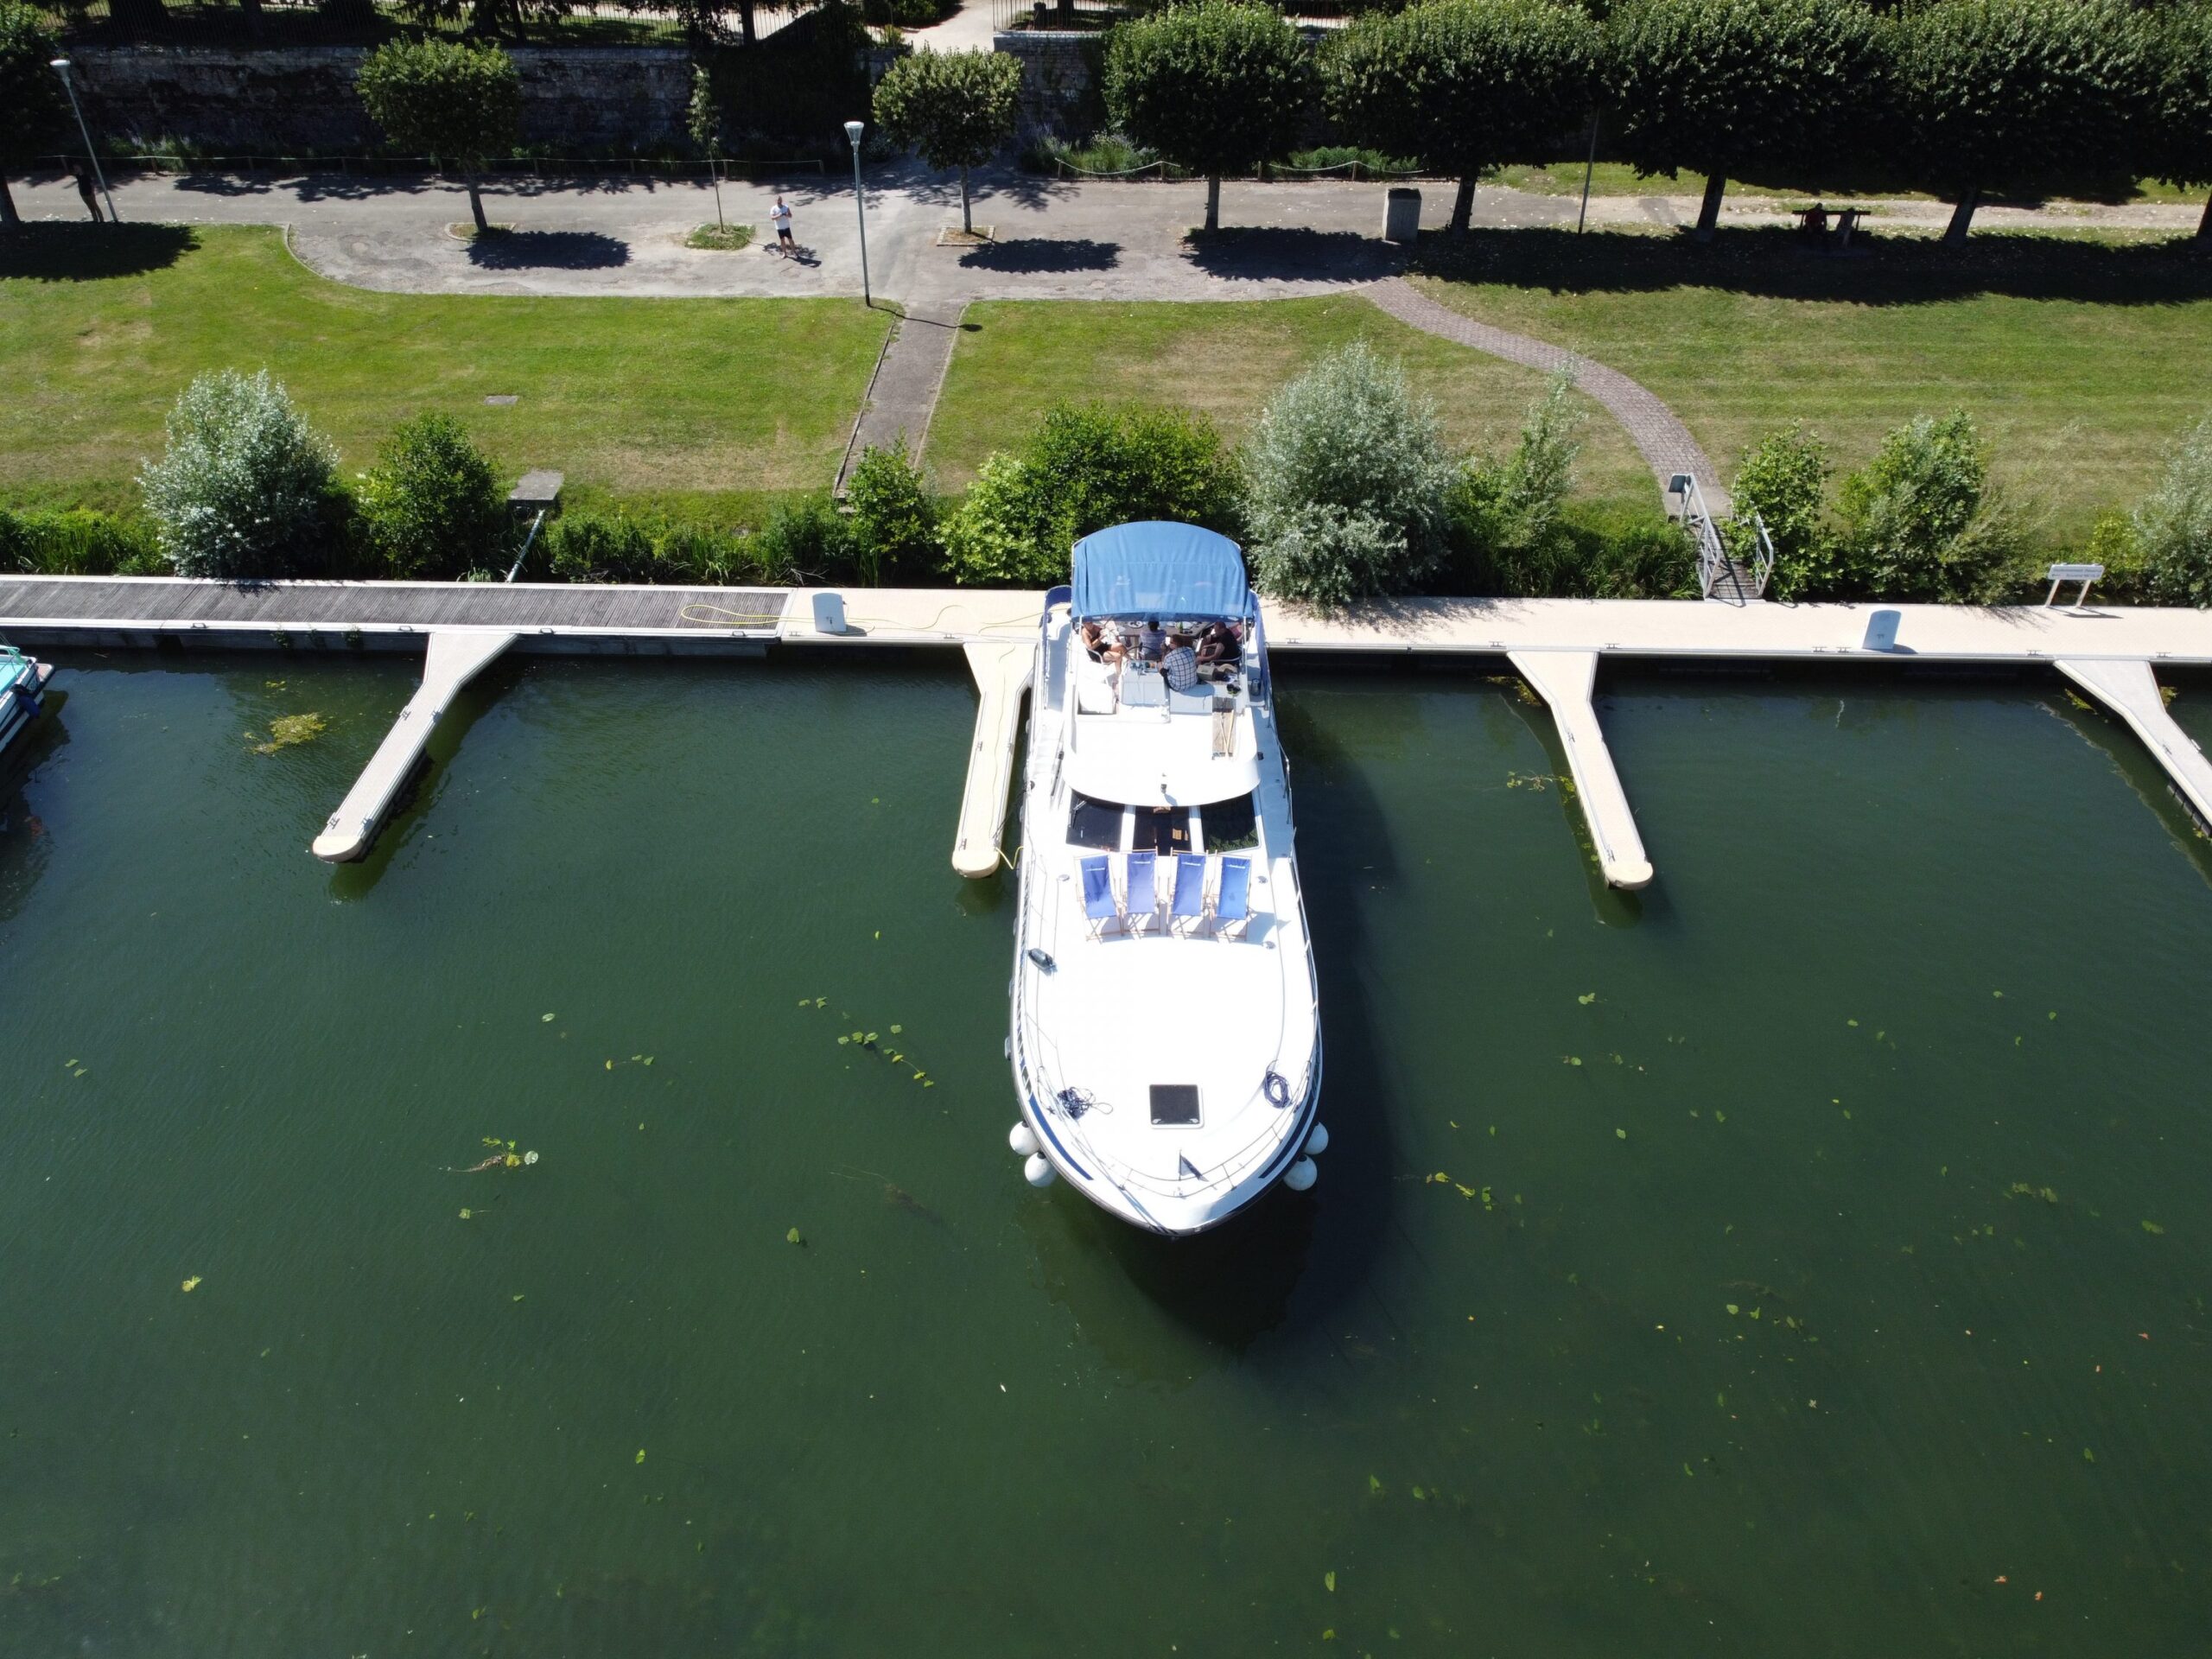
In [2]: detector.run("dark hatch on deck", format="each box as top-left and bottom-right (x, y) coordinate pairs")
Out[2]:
(1150, 1084), (1201, 1126)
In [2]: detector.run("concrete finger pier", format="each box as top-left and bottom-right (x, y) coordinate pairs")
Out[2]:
(310, 630), (517, 862)
(953, 643), (1033, 878)
(1506, 652), (1653, 889)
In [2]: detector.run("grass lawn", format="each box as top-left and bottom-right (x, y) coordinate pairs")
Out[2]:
(1488, 160), (2208, 208)
(1409, 226), (2212, 548)
(930, 296), (1659, 511)
(0, 224), (891, 521)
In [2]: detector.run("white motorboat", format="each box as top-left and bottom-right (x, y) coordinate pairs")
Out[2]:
(1007, 523), (1325, 1235)
(0, 643), (53, 757)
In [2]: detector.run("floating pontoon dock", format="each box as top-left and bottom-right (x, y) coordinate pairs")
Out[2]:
(6, 576), (2212, 881)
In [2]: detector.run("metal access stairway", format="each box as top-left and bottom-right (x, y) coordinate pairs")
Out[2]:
(1669, 474), (1775, 604)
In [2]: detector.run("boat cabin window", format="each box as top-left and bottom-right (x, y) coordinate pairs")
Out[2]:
(1067, 791), (1127, 850)
(1199, 791), (1259, 854)
(1136, 804), (1194, 856)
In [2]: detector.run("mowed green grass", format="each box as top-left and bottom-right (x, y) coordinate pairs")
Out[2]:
(1410, 227), (2212, 547)
(0, 224), (891, 518)
(929, 296), (1659, 511)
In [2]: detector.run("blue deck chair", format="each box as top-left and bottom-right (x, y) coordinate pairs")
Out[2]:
(1124, 850), (1159, 935)
(1211, 855), (1252, 940)
(1170, 854), (1207, 935)
(1080, 855), (1119, 939)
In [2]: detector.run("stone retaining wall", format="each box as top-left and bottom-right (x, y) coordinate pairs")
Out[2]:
(993, 31), (1101, 145)
(67, 44), (693, 153)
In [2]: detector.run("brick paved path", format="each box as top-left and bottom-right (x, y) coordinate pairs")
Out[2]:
(1367, 276), (1725, 511)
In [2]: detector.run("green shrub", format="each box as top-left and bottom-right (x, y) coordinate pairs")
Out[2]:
(2085, 508), (2149, 603)
(355, 413), (511, 581)
(845, 444), (938, 585)
(753, 495), (854, 580)
(138, 370), (342, 580)
(940, 403), (1237, 586)
(0, 505), (165, 575)
(544, 515), (658, 583)
(1729, 423), (1833, 601)
(1448, 368), (1583, 589)
(2137, 413), (2212, 606)
(1242, 340), (1458, 608)
(1834, 409), (2019, 601)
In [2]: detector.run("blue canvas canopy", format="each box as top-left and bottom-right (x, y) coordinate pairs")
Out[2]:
(1071, 522), (1248, 621)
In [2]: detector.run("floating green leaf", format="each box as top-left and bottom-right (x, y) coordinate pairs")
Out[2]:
(2082, 1446), (2095, 1463)
(1726, 1303), (1738, 1315)
(2142, 1220), (2165, 1235)
(890, 1024), (903, 1035)
(1577, 992), (1596, 1005)
(542, 1013), (556, 1022)
(181, 1275), (201, 1293)
(1367, 1474), (1382, 1495)
(1614, 1128), (1626, 1140)
(1324, 1571), (1335, 1592)
(786, 1227), (803, 1244)
(636, 1449), (646, 1465)
(460, 1207), (472, 1220)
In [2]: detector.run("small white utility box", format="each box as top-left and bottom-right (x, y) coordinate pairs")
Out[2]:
(1382, 188), (1421, 244)
(1863, 608), (1901, 652)
(812, 592), (848, 635)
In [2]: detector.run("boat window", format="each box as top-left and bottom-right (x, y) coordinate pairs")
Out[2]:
(1067, 791), (1126, 850)
(1136, 804), (1194, 856)
(1200, 791), (1259, 853)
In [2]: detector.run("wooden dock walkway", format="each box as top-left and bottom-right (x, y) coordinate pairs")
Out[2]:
(10, 576), (2212, 884)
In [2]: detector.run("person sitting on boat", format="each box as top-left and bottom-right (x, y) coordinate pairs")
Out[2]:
(1195, 621), (1240, 665)
(1081, 620), (1125, 664)
(1134, 617), (1168, 664)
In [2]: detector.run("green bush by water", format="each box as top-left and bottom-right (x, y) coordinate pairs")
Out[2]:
(0, 505), (167, 575)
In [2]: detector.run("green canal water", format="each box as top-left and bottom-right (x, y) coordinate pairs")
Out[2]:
(3, 650), (2211, 1656)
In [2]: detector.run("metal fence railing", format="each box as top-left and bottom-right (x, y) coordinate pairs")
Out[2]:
(41, 0), (805, 48)
(990, 0), (1352, 31)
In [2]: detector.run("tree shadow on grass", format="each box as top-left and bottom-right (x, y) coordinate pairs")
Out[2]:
(1410, 224), (2212, 307)
(0, 222), (199, 281)
(464, 228), (631, 270)
(1180, 225), (1408, 284)
(957, 236), (1120, 273)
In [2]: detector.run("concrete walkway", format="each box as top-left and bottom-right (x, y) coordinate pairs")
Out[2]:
(838, 297), (968, 490)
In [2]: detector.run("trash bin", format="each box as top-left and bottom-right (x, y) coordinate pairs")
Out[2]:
(1382, 187), (1421, 244)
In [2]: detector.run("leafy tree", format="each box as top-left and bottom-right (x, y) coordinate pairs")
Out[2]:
(1242, 340), (1458, 608)
(0, 2), (67, 230)
(2146, 3), (2212, 245)
(396, 0), (573, 41)
(1324, 0), (1597, 236)
(355, 413), (512, 580)
(1900, 0), (2151, 245)
(844, 442), (938, 585)
(940, 403), (1236, 584)
(139, 370), (340, 580)
(1834, 410), (2018, 601)
(2138, 413), (2212, 606)
(873, 48), (1023, 237)
(1608, 0), (1892, 242)
(1727, 423), (1834, 599)
(356, 41), (523, 236)
(1104, 1), (1313, 232)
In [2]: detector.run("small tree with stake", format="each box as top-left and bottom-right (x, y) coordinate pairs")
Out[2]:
(356, 40), (522, 237)
(1104, 1), (1313, 234)
(871, 48), (1023, 239)
(1325, 0), (1597, 238)
(1608, 0), (1891, 244)
(688, 64), (726, 231)
(0, 0), (67, 230)
(1900, 0), (2150, 245)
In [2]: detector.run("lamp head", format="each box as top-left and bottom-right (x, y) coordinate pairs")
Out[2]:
(843, 120), (864, 147)
(50, 57), (72, 73)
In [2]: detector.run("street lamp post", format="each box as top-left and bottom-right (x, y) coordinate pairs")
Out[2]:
(843, 118), (869, 308)
(49, 59), (119, 224)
